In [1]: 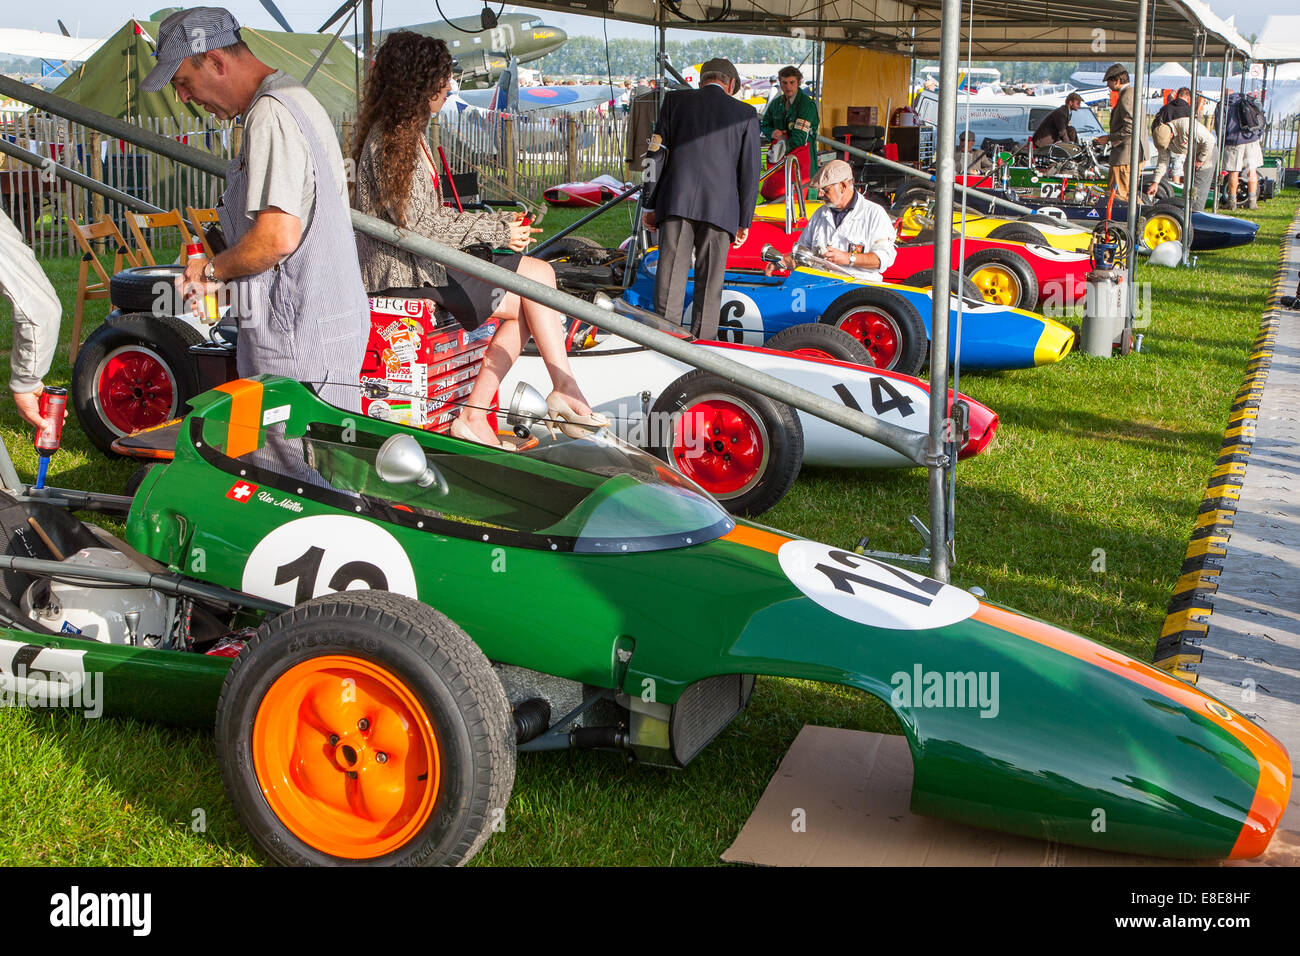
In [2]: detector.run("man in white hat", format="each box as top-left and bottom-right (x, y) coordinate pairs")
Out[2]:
(766, 159), (896, 282)
(142, 6), (369, 415)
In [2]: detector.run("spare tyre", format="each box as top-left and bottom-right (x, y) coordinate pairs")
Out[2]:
(109, 264), (187, 315)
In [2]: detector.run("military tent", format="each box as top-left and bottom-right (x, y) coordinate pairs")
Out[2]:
(53, 17), (360, 123)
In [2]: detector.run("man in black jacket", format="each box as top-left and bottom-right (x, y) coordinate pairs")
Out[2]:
(1031, 93), (1083, 150)
(642, 57), (761, 339)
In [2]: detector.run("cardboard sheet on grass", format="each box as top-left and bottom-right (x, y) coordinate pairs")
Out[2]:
(722, 726), (1299, 867)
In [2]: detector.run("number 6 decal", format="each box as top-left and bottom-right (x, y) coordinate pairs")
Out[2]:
(244, 515), (418, 604)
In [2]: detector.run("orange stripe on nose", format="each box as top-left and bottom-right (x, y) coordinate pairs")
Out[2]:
(973, 603), (1292, 858)
(721, 525), (791, 554)
(215, 379), (264, 459)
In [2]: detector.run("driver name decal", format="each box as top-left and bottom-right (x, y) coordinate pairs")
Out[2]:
(777, 540), (978, 630)
(243, 515), (418, 604)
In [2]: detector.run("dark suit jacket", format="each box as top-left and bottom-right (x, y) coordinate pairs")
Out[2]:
(648, 83), (761, 237)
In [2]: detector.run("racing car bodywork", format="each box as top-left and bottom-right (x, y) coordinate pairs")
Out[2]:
(1, 377), (1289, 864)
(543, 174), (635, 207)
(623, 249), (1075, 375)
(730, 220), (1090, 310)
(1005, 196), (1260, 251)
(500, 330), (999, 513)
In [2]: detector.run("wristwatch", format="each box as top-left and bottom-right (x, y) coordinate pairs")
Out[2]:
(849, 253), (857, 266)
(203, 260), (217, 283)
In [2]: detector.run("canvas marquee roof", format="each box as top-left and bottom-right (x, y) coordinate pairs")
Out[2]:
(507, 0), (1251, 61)
(51, 18), (361, 123)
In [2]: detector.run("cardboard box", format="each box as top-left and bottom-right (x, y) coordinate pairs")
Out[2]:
(847, 106), (879, 127)
(722, 726), (1299, 866)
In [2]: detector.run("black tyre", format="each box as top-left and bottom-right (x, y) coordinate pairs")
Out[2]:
(123, 463), (156, 498)
(817, 286), (927, 375)
(890, 184), (934, 216)
(71, 313), (204, 456)
(960, 249), (1039, 309)
(764, 323), (875, 366)
(534, 235), (607, 262)
(986, 222), (1050, 246)
(1138, 204), (1185, 250)
(902, 268), (985, 304)
(649, 369), (803, 517)
(215, 590), (515, 867)
(109, 264), (187, 314)
(1018, 213), (1069, 230)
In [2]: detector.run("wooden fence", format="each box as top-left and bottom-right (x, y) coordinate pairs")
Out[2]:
(0, 114), (238, 259)
(1, 107), (627, 260)
(433, 108), (629, 203)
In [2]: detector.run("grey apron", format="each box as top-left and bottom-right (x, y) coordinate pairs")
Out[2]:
(217, 87), (369, 413)
(217, 87), (370, 488)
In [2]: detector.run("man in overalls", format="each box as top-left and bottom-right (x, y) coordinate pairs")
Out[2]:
(144, 7), (369, 418)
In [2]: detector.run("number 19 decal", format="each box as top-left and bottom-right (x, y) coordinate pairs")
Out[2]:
(243, 515), (418, 604)
(777, 540), (977, 630)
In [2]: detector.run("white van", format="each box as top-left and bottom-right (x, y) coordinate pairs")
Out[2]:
(914, 90), (1107, 148)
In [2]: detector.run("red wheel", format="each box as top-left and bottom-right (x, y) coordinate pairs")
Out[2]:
(835, 307), (902, 368)
(671, 394), (770, 497)
(763, 324), (875, 366)
(92, 345), (179, 436)
(649, 370), (803, 516)
(72, 313), (204, 456)
(817, 287), (926, 375)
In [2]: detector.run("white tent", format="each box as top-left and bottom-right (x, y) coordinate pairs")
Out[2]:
(0, 28), (105, 63)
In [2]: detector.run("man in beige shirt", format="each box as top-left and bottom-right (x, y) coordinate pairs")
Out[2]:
(1094, 63), (1146, 198)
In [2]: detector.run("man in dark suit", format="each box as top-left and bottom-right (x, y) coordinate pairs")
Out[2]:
(642, 57), (761, 340)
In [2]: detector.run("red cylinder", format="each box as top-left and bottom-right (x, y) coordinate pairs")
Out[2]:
(34, 386), (67, 453)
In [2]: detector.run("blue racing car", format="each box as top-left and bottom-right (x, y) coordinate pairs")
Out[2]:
(623, 247), (1075, 376)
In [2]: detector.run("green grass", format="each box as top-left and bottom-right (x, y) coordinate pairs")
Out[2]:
(0, 194), (1294, 866)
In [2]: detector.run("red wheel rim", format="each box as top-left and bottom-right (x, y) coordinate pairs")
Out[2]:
(670, 394), (769, 497)
(835, 308), (901, 368)
(92, 345), (179, 436)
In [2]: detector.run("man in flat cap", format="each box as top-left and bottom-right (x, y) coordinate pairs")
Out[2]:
(642, 57), (760, 340)
(144, 6), (368, 415)
(765, 159), (896, 283)
(1095, 63), (1146, 199)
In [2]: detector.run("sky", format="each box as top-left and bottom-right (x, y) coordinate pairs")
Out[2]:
(3, 0), (1288, 46)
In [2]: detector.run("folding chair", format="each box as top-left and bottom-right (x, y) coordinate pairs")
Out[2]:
(125, 208), (192, 266)
(186, 206), (221, 257)
(64, 216), (141, 361)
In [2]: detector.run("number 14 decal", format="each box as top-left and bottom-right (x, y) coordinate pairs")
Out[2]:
(833, 378), (916, 418)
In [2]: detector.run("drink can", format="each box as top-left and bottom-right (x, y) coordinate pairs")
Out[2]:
(34, 386), (67, 453)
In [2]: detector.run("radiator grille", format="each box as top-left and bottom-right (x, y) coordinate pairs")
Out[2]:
(670, 674), (755, 766)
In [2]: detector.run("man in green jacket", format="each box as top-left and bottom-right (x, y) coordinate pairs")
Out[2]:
(760, 66), (819, 199)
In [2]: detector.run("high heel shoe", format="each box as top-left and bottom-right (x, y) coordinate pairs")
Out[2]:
(545, 393), (610, 440)
(449, 415), (503, 447)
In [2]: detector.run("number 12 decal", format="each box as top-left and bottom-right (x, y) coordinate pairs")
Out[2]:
(777, 540), (977, 630)
(243, 515), (419, 604)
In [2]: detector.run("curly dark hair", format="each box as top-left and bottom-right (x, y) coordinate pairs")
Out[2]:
(351, 30), (455, 226)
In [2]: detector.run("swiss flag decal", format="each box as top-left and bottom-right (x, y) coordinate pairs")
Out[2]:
(227, 480), (258, 502)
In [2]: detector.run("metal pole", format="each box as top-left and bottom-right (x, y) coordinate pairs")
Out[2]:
(362, 0), (373, 87)
(1182, 31), (1200, 266)
(1124, 0), (1150, 345)
(926, 0), (961, 583)
(0, 74), (932, 468)
(1213, 49), (1231, 213)
(815, 133), (1033, 215)
(0, 138), (166, 215)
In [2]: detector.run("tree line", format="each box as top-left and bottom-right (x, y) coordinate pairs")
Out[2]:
(534, 36), (816, 77)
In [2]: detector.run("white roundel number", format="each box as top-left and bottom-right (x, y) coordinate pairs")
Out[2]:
(716, 291), (765, 345)
(243, 515), (418, 605)
(777, 540), (977, 630)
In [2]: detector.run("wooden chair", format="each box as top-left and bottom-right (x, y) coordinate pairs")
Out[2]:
(125, 208), (192, 266)
(186, 206), (221, 257)
(64, 216), (141, 361)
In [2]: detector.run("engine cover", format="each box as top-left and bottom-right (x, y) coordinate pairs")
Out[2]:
(21, 548), (170, 645)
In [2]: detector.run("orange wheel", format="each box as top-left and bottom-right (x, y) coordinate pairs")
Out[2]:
(217, 591), (515, 867)
(252, 655), (440, 860)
